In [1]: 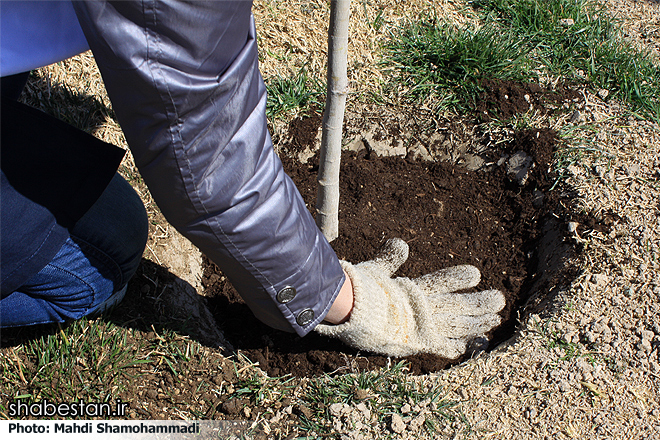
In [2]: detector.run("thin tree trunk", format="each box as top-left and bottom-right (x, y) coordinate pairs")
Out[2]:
(316, 0), (350, 242)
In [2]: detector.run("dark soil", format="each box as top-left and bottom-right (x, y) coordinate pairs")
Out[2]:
(475, 79), (582, 120)
(202, 80), (583, 377)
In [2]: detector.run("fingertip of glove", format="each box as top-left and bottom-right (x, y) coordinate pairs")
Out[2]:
(481, 313), (502, 332)
(469, 289), (506, 314)
(371, 237), (409, 274)
(486, 289), (506, 313)
(418, 264), (481, 294)
(383, 237), (409, 257)
(443, 340), (468, 360)
(453, 264), (481, 286)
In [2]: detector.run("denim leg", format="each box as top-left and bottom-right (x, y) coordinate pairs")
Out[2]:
(70, 173), (148, 289)
(0, 173), (148, 327)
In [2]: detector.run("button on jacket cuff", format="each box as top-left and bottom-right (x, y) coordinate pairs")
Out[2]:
(268, 239), (345, 335)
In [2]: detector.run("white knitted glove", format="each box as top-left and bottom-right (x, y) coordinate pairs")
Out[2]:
(315, 238), (505, 358)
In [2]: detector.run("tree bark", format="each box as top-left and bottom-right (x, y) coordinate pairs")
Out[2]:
(316, 0), (350, 242)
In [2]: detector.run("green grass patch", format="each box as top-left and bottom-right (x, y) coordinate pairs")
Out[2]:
(265, 67), (324, 119)
(384, 0), (660, 120)
(0, 319), (148, 414)
(231, 353), (296, 408)
(383, 19), (535, 112)
(0, 316), (209, 419)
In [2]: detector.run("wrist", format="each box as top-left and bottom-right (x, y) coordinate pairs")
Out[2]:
(323, 269), (354, 324)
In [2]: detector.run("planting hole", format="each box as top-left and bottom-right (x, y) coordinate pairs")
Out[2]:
(203, 80), (607, 377)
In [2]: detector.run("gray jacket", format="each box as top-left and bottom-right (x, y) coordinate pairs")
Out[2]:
(73, 0), (344, 335)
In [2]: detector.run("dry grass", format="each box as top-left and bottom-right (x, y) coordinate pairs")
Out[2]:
(254, 0), (471, 91)
(605, 0), (660, 61)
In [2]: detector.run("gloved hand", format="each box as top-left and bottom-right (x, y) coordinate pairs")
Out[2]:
(315, 238), (505, 358)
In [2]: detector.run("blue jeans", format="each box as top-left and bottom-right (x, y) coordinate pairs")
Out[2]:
(0, 173), (148, 327)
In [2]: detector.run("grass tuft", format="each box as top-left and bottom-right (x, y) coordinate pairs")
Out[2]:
(475, 0), (660, 120)
(0, 319), (147, 415)
(384, 0), (660, 120)
(265, 67), (324, 119)
(383, 19), (535, 113)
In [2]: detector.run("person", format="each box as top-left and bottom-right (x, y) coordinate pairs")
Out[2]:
(1, 0), (504, 358)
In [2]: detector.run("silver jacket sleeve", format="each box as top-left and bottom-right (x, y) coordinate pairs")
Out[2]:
(72, 0), (345, 335)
